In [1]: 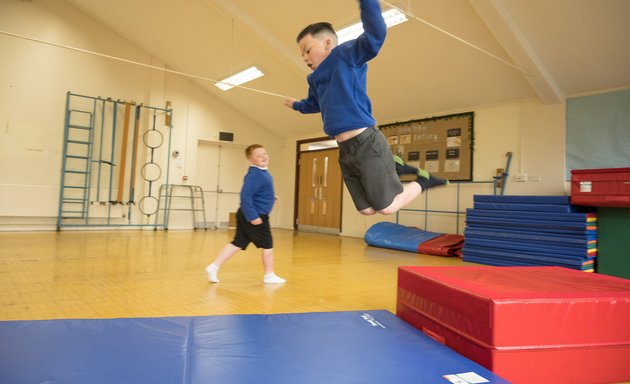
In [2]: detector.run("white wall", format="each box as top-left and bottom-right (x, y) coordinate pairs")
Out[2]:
(1, 0), (152, 228)
(0, 0), (283, 231)
(0, 0), (574, 236)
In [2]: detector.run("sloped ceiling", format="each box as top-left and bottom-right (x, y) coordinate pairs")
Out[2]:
(66, 0), (630, 138)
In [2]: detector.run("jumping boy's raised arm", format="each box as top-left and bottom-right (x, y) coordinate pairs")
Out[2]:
(342, 0), (387, 64)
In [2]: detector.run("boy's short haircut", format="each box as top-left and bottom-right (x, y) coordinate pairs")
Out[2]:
(296, 22), (337, 43)
(245, 144), (263, 158)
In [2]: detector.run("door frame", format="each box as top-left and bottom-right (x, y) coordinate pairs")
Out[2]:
(196, 140), (247, 229)
(293, 137), (342, 231)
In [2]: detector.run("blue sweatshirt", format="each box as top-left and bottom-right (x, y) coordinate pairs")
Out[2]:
(240, 166), (275, 222)
(292, 0), (387, 137)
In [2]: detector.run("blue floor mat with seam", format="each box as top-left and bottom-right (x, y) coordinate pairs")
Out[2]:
(0, 311), (510, 384)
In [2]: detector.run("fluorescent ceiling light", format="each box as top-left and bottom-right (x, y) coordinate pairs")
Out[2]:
(337, 8), (408, 44)
(215, 66), (264, 91)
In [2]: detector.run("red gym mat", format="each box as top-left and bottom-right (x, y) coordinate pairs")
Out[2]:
(397, 266), (630, 384)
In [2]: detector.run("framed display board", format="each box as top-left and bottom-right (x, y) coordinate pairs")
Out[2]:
(379, 112), (474, 181)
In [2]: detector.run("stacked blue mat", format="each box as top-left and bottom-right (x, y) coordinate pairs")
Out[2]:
(463, 195), (597, 271)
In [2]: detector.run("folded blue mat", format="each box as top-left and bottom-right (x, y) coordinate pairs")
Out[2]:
(474, 195), (571, 204)
(462, 254), (593, 270)
(464, 227), (596, 247)
(462, 245), (594, 266)
(465, 208), (596, 223)
(465, 224), (596, 237)
(364, 222), (442, 253)
(473, 202), (583, 213)
(463, 251), (594, 271)
(465, 216), (595, 231)
(464, 237), (595, 257)
(465, 195), (596, 269)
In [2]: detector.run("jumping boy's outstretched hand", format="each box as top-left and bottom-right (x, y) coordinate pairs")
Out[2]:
(283, 98), (295, 109)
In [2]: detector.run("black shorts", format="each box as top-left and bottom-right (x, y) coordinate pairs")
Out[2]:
(231, 208), (273, 250)
(338, 127), (403, 211)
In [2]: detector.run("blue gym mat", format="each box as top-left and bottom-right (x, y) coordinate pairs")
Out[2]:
(0, 311), (509, 384)
(462, 245), (595, 270)
(464, 195), (597, 269)
(465, 208), (596, 223)
(461, 254), (591, 269)
(473, 201), (584, 213)
(364, 221), (442, 253)
(464, 227), (596, 247)
(473, 195), (571, 204)
(465, 216), (595, 232)
(464, 237), (595, 257)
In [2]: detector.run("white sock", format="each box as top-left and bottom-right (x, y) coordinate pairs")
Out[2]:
(205, 263), (220, 283)
(263, 273), (286, 284)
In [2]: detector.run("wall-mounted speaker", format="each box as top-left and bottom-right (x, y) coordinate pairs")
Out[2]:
(219, 132), (234, 142)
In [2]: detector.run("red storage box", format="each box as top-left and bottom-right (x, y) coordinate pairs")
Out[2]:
(397, 266), (630, 384)
(571, 167), (630, 207)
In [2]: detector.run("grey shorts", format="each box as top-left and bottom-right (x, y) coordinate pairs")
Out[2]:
(338, 127), (403, 211)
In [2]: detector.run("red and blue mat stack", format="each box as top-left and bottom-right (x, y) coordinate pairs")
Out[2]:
(462, 195), (597, 271)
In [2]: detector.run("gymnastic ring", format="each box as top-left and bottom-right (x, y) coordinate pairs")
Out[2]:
(138, 195), (159, 216)
(143, 129), (163, 149)
(141, 162), (162, 182)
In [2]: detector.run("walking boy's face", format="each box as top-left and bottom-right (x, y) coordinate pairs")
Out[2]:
(249, 147), (269, 168)
(298, 33), (334, 71)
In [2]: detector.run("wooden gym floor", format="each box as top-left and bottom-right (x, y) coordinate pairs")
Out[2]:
(0, 229), (472, 321)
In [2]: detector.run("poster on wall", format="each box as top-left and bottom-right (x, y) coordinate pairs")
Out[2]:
(425, 150), (440, 173)
(379, 112), (474, 181)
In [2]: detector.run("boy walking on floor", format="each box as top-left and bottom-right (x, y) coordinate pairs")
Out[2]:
(284, 0), (447, 216)
(205, 144), (286, 284)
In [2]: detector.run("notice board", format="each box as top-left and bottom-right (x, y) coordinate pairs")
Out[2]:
(379, 112), (473, 181)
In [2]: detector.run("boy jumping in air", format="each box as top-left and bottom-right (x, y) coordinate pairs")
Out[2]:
(284, 0), (447, 215)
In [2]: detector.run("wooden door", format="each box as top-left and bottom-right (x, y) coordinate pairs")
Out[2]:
(297, 148), (342, 232)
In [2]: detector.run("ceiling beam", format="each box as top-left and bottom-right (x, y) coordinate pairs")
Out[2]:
(205, 0), (308, 77)
(469, 0), (564, 104)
